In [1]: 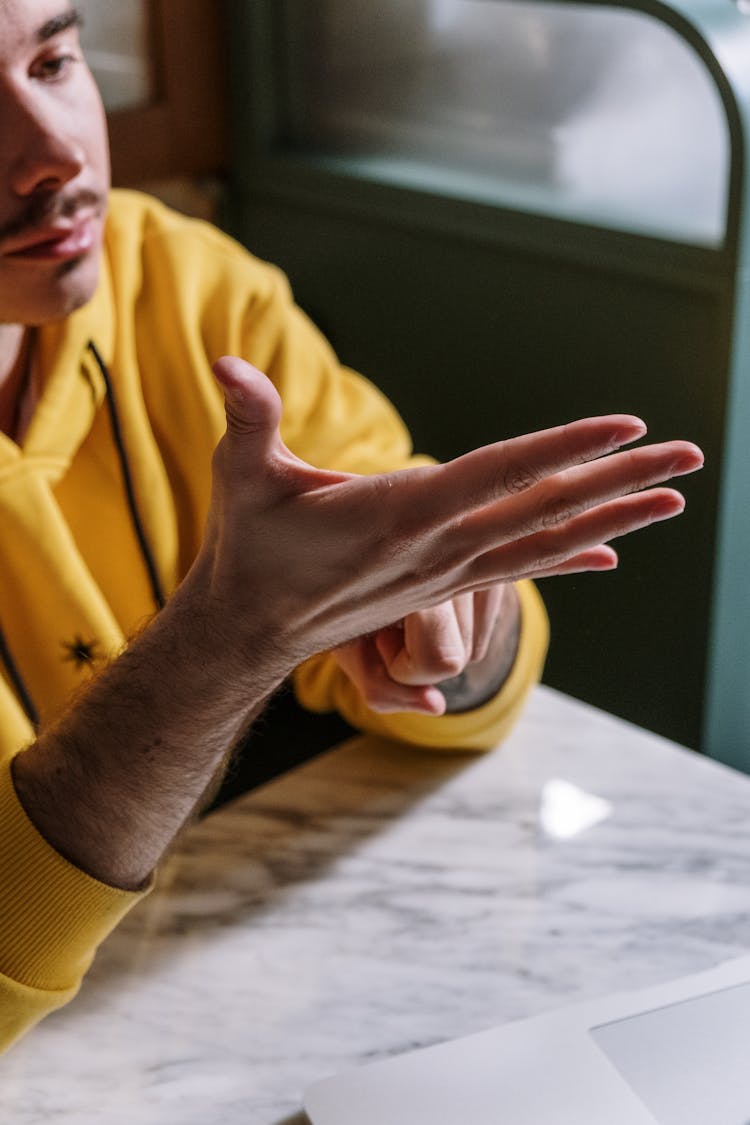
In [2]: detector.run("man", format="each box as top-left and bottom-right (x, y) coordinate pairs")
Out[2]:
(0, 0), (703, 1052)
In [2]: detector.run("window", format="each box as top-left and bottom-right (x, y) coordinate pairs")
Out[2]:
(279, 0), (729, 245)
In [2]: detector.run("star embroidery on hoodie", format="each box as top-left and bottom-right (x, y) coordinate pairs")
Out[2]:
(61, 635), (100, 670)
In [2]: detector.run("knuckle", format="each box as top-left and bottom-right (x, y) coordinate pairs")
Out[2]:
(224, 398), (273, 438)
(435, 653), (466, 679)
(421, 630), (467, 678)
(529, 529), (571, 571)
(537, 549), (570, 572)
(413, 643), (465, 680)
(500, 461), (540, 497)
(539, 494), (578, 529)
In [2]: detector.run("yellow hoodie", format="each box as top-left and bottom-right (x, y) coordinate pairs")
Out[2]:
(0, 191), (548, 1051)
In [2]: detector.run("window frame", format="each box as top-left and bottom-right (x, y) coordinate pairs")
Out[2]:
(105, 0), (228, 185)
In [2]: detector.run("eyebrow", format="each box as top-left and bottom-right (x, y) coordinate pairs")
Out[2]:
(36, 8), (83, 44)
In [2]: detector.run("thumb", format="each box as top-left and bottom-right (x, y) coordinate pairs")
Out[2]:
(213, 356), (283, 459)
(212, 355), (353, 495)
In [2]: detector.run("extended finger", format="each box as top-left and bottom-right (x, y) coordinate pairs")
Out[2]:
(464, 488), (685, 590)
(529, 546), (619, 580)
(397, 414), (650, 528)
(456, 440), (702, 558)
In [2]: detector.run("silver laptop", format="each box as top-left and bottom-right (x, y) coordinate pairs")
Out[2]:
(305, 955), (750, 1125)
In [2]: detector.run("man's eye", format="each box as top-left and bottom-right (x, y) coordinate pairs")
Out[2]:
(33, 53), (79, 81)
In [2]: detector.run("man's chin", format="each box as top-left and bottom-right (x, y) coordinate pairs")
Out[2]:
(53, 258), (101, 312)
(0, 257), (102, 326)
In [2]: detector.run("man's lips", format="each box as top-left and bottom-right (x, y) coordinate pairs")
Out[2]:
(2, 212), (99, 261)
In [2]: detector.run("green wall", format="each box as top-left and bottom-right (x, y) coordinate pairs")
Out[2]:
(227, 187), (727, 750)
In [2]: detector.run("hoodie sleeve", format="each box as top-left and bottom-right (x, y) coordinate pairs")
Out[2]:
(0, 756), (150, 1053)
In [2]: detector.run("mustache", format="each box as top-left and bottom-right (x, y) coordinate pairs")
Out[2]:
(0, 188), (105, 243)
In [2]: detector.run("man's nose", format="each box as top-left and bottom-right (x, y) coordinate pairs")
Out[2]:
(8, 96), (85, 197)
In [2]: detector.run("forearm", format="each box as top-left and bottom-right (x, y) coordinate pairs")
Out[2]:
(11, 583), (289, 890)
(440, 585), (521, 713)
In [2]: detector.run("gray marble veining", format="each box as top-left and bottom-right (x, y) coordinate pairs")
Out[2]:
(2, 686), (750, 1124)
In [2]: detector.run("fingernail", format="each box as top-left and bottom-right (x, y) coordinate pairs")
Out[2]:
(613, 420), (648, 446)
(596, 556), (618, 570)
(652, 495), (686, 520)
(671, 453), (704, 475)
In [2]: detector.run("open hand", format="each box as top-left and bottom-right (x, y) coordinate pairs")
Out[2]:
(196, 357), (703, 686)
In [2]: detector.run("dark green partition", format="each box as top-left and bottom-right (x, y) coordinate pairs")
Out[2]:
(223, 0), (750, 768)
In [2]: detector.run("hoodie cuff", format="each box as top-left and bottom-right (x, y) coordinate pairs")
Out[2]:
(0, 757), (151, 991)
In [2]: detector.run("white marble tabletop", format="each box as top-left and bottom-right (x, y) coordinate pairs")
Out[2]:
(3, 685), (750, 1124)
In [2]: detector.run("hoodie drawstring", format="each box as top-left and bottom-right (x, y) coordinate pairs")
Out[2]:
(87, 340), (166, 612)
(0, 628), (39, 730)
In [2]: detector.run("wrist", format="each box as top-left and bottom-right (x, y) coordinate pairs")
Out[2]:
(176, 553), (303, 688)
(171, 554), (298, 693)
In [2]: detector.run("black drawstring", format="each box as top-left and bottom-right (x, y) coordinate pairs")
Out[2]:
(87, 340), (166, 612)
(0, 341), (165, 729)
(0, 628), (40, 730)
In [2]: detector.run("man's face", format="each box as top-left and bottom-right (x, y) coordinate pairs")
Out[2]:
(0, 0), (110, 326)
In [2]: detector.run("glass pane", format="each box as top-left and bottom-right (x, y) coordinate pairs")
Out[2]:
(77, 0), (155, 112)
(282, 0), (730, 246)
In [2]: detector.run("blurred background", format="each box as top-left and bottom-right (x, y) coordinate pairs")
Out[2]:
(78, 0), (750, 771)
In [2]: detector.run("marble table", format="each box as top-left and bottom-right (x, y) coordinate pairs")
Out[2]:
(3, 685), (750, 1124)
